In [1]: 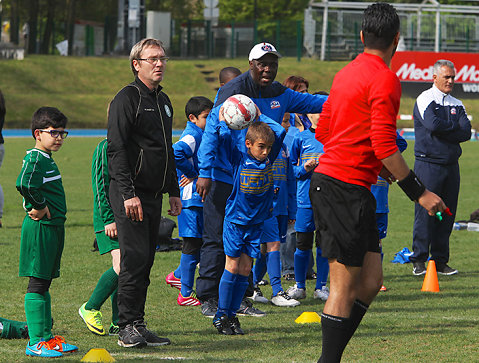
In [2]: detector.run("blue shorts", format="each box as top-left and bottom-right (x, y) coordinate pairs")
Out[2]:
(223, 220), (262, 259)
(376, 213), (388, 240)
(178, 206), (203, 238)
(294, 208), (315, 233)
(261, 215), (289, 243)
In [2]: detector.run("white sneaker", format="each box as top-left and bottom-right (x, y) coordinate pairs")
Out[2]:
(286, 284), (306, 299)
(250, 286), (269, 304)
(313, 286), (329, 301)
(271, 291), (300, 307)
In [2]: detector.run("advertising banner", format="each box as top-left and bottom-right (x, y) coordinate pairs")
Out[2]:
(391, 51), (479, 99)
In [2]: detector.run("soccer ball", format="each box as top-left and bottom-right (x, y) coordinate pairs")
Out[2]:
(222, 94), (257, 130)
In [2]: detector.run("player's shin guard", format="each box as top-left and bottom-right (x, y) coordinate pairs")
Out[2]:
(294, 248), (310, 289)
(43, 291), (53, 341)
(345, 300), (369, 343)
(24, 293), (46, 344)
(86, 267), (118, 310)
(217, 270), (237, 316)
(229, 274), (249, 317)
(266, 251), (282, 296)
(315, 247), (329, 290)
(318, 313), (351, 363)
(253, 253), (267, 285)
(180, 253), (199, 297)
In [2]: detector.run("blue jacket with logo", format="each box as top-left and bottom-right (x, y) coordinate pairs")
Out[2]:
(197, 71), (328, 185)
(290, 128), (324, 209)
(413, 84), (471, 165)
(173, 121), (204, 209)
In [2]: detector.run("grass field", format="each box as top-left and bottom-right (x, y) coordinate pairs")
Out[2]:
(0, 136), (478, 362)
(1, 55), (479, 130)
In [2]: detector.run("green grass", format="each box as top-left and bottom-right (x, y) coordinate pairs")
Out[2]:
(0, 137), (479, 362)
(1, 55), (479, 130)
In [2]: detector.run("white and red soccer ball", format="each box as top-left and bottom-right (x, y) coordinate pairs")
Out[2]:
(222, 94), (257, 130)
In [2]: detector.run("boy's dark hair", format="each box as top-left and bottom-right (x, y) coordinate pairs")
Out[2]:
(219, 67), (241, 85)
(362, 3), (400, 51)
(31, 107), (68, 138)
(246, 121), (275, 145)
(283, 75), (309, 92)
(185, 96), (213, 119)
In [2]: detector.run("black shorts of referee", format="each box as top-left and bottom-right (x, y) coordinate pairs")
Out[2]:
(309, 172), (380, 267)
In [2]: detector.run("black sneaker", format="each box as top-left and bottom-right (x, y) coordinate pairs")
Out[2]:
(412, 262), (426, 276)
(118, 324), (147, 348)
(213, 314), (234, 335)
(133, 320), (170, 347)
(201, 298), (218, 318)
(257, 279), (269, 286)
(436, 263), (458, 275)
(236, 299), (266, 317)
(229, 316), (244, 335)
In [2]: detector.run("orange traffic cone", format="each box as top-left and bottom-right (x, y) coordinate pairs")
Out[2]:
(421, 260), (440, 292)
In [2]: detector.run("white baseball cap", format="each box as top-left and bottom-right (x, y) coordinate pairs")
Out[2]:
(248, 42), (282, 61)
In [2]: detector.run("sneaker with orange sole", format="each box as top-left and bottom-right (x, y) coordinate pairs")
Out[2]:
(177, 292), (201, 306)
(165, 271), (181, 290)
(380, 285), (387, 292)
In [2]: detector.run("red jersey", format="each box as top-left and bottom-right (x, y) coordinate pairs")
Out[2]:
(315, 52), (400, 189)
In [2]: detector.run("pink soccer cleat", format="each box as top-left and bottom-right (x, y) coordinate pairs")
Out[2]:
(177, 292), (201, 306)
(165, 271), (181, 290)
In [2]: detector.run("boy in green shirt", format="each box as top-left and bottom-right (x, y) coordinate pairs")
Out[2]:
(16, 107), (78, 358)
(79, 138), (120, 336)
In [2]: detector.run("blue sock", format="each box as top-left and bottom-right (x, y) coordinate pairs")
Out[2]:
(294, 248), (310, 289)
(380, 243), (384, 263)
(266, 251), (282, 296)
(229, 274), (249, 317)
(315, 247), (329, 290)
(253, 253), (267, 285)
(217, 270), (237, 316)
(180, 253), (199, 297)
(174, 264), (181, 279)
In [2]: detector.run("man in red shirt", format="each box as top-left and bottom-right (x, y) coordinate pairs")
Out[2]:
(310, 3), (446, 362)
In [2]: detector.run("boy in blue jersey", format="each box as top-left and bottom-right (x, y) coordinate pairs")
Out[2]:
(166, 97), (213, 306)
(288, 109), (330, 301)
(252, 141), (300, 306)
(213, 109), (286, 335)
(371, 132), (407, 291)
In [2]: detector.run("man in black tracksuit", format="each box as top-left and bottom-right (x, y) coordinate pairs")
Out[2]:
(107, 38), (181, 348)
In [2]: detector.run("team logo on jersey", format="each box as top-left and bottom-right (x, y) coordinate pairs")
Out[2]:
(262, 44), (273, 52)
(270, 100), (280, 109)
(165, 105), (172, 117)
(450, 107), (456, 115)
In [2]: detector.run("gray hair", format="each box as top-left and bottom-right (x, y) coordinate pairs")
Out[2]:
(433, 60), (455, 75)
(129, 38), (164, 76)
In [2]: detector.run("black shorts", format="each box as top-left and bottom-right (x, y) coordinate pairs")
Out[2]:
(309, 173), (380, 267)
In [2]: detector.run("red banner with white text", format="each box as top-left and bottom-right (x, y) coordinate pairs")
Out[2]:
(391, 51), (479, 98)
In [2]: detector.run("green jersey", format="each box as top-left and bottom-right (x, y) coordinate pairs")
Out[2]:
(16, 148), (66, 225)
(92, 139), (114, 233)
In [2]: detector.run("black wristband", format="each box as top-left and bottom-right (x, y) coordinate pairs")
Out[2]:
(397, 170), (426, 202)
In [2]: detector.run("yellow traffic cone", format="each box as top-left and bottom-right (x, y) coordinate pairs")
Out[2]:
(81, 348), (116, 362)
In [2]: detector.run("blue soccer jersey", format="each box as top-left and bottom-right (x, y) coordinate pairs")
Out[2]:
(290, 128), (324, 209)
(271, 143), (297, 219)
(173, 121), (204, 209)
(220, 115), (286, 225)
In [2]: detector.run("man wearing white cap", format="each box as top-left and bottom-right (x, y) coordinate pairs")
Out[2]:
(195, 42), (328, 322)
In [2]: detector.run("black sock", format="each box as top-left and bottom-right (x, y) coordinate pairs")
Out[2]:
(318, 313), (351, 363)
(347, 299), (369, 342)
